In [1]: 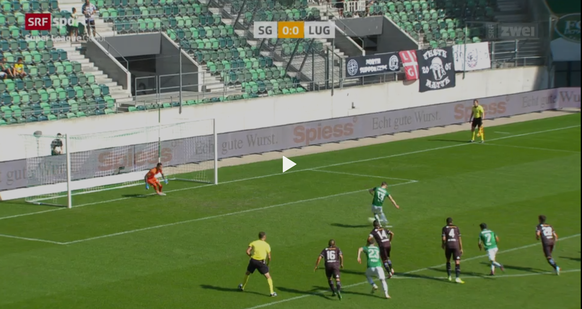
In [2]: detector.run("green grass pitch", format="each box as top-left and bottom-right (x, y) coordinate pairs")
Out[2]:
(0, 113), (580, 309)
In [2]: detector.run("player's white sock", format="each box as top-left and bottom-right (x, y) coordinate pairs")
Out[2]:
(380, 213), (389, 224)
(492, 261), (502, 268)
(380, 279), (388, 294)
(490, 264), (495, 272)
(374, 214), (381, 223)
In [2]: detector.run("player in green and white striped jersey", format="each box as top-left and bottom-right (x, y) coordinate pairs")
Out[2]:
(368, 182), (400, 227)
(478, 223), (505, 275)
(357, 238), (390, 299)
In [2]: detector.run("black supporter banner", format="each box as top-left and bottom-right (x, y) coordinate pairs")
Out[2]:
(416, 47), (456, 92)
(345, 53), (401, 78)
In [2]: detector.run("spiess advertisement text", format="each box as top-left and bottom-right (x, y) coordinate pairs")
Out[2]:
(0, 87), (579, 191)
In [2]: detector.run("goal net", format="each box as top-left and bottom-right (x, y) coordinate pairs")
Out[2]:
(22, 119), (217, 208)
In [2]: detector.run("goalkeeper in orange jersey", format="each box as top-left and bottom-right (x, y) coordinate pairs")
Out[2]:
(145, 163), (168, 196)
(469, 99), (485, 143)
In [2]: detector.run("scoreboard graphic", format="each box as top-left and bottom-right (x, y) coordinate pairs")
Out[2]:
(253, 21), (335, 39)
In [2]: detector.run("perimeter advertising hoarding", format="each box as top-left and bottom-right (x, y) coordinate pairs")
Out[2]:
(1, 88), (579, 191)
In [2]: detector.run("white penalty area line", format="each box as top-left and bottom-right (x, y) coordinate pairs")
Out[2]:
(481, 143), (581, 154)
(312, 170), (419, 183)
(58, 181), (418, 245)
(0, 124), (579, 222)
(243, 233), (581, 309)
(0, 233), (66, 245)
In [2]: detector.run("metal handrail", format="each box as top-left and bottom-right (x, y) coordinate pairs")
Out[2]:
(92, 30), (130, 71)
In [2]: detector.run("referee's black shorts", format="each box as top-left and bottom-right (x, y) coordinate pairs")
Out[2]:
(472, 117), (483, 127)
(246, 258), (269, 275)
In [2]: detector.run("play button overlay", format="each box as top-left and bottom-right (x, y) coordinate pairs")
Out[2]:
(282, 156), (296, 173)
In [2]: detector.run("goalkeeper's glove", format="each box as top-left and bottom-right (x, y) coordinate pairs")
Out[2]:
(164, 179), (168, 184)
(146, 184), (149, 190)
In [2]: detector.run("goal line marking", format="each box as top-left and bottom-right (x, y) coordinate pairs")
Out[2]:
(0, 124), (578, 221)
(243, 233), (581, 309)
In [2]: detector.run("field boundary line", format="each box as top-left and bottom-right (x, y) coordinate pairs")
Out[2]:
(1, 124), (579, 221)
(481, 143), (581, 154)
(0, 233), (66, 245)
(312, 170), (419, 183)
(62, 182), (419, 244)
(243, 233), (581, 309)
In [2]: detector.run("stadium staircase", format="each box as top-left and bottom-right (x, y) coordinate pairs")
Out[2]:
(0, 0), (132, 125)
(51, 0), (133, 106)
(77, 0), (314, 107)
(57, 0), (134, 104)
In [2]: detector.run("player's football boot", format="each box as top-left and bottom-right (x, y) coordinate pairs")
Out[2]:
(448, 276), (452, 282)
(385, 293), (391, 299)
(270, 292), (278, 297)
(371, 284), (378, 293)
(489, 271), (495, 276)
(500, 265), (505, 272)
(157, 192), (166, 196)
(237, 284), (244, 291)
(556, 266), (561, 275)
(455, 278), (465, 284)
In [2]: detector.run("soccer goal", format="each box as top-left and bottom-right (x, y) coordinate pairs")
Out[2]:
(22, 119), (218, 208)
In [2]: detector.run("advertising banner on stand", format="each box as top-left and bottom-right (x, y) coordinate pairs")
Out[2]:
(345, 52), (401, 78)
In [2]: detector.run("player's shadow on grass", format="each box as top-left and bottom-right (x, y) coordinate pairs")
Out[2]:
(276, 286), (331, 300)
(200, 285), (266, 297)
(427, 139), (470, 143)
(396, 272), (454, 283)
(560, 256), (581, 262)
(121, 194), (152, 198)
(427, 267), (489, 279)
(331, 223), (370, 229)
(480, 262), (547, 273)
(341, 269), (365, 276)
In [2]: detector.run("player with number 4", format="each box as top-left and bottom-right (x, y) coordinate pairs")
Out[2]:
(442, 217), (464, 283)
(314, 239), (344, 300)
(368, 182), (400, 227)
(145, 163), (168, 196)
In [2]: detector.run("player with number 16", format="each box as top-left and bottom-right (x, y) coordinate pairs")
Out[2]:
(314, 239), (344, 300)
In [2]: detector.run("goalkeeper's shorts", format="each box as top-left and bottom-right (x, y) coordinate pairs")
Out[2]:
(146, 178), (160, 186)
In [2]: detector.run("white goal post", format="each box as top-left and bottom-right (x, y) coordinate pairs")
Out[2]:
(22, 118), (218, 208)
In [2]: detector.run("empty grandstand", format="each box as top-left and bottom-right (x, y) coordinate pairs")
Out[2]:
(0, 0), (568, 125)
